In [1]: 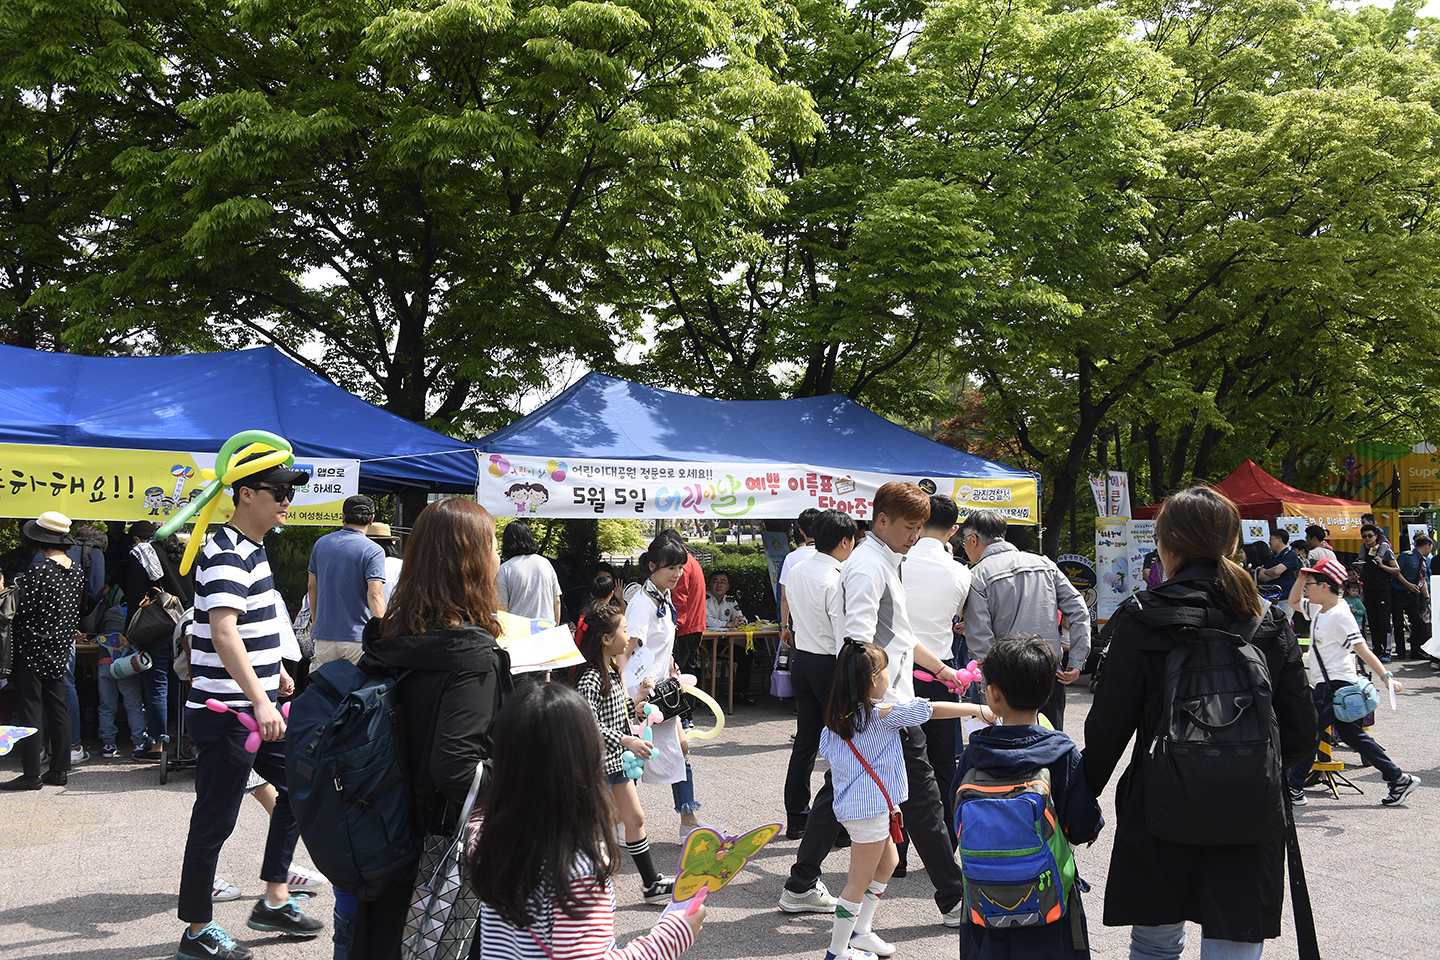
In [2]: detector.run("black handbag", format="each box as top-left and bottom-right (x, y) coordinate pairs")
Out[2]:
(128, 587), (183, 651)
(649, 677), (686, 721)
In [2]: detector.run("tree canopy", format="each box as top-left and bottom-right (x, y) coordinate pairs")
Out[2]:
(4, 0), (1439, 553)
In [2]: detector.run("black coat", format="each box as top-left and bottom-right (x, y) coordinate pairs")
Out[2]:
(1082, 562), (1316, 942)
(349, 618), (512, 960)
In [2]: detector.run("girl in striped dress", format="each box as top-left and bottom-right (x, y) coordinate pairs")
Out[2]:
(820, 640), (992, 960)
(469, 683), (705, 959)
(572, 601), (675, 904)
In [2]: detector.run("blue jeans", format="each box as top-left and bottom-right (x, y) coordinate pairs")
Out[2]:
(65, 648), (82, 748)
(1131, 923), (1263, 960)
(97, 664), (149, 747)
(1287, 682), (1403, 787)
(672, 760), (700, 814)
(332, 889), (357, 960)
(141, 644), (172, 745)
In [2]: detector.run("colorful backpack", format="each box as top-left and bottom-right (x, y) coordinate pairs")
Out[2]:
(954, 765), (1085, 948)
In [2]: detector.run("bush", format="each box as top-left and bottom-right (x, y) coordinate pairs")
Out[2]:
(701, 553), (777, 621)
(264, 525), (336, 614)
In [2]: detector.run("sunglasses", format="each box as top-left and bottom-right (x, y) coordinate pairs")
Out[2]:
(251, 483), (296, 502)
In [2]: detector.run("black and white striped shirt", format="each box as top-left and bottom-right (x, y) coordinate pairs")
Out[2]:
(190, 525), (283, 709)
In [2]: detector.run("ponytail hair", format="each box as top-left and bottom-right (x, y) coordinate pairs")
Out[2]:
(824, 640), (887, 740)
(1154, 485), (1263, 620)
(571, 601), (625, 696)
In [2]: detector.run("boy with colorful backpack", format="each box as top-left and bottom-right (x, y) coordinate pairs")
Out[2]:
(954, 634), (1103, 959)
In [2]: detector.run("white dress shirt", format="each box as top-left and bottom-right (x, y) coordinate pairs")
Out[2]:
(903, 537), (972, 663)
(786, 552), (845, 656)
(842, 535), (917, 705)
(779, 543), (817, 586)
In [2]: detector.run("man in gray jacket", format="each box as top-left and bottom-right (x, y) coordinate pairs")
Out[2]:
(961, 508), (1090, 730)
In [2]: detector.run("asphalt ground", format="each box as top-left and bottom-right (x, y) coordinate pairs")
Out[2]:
(2, 658), (1436, 959)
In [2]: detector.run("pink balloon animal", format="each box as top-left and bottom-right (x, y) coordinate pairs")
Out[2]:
(205, 699), (290, 753)
(914, 659), (983, 696)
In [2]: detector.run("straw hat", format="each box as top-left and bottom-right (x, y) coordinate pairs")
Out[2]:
(367, 522), (398, 540)
(23, 511), (74, 547)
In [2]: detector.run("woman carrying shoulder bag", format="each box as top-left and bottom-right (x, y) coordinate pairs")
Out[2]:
(1082, 486), (1316, 959)
(126, 521), (195, 761)
(350, 498), (513, 960)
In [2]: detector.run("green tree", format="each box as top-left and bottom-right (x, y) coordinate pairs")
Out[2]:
(38, 0), (814, 432)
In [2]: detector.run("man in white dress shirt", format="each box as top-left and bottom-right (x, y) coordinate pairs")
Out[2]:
(778, 510), (857, 840)
(901, 494), (972, 858)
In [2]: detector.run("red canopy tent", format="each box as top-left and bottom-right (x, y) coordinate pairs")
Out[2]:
(1132, 460), (1370, 540)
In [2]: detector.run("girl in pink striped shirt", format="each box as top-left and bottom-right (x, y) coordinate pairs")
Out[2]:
(468, 683), (705, 959)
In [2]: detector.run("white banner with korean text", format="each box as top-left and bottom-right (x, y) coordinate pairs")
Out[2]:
(476, 454), (1039, 522)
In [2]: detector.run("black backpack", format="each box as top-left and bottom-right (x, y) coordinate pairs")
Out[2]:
(0, 584), (17, 678)
(1134, 598), (1286, 846)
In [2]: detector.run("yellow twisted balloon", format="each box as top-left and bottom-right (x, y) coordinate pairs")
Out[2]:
(156, 430), (295, 574)
(680, 682), (726, 740)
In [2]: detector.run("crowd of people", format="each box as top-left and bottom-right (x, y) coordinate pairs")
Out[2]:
(0, 469), (1427, 960)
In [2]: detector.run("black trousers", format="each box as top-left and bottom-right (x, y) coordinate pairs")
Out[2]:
(674, 631), (703, 718)
(783, 649), (836, 826)
(911, 668), (959, 851)
(1043, 677), (1068, 732)
(10, 662), (70, 779)
(786, 724), (966, 914)
(1363, 586), (1392, 653)
(1390, 592), (1428, 657)
(178, 705), (299, 924)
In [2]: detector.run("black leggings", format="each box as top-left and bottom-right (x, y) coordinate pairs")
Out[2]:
(10, 663), (71, 778)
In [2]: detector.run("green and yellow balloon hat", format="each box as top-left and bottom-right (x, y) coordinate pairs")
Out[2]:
(156, 430), (297, 574)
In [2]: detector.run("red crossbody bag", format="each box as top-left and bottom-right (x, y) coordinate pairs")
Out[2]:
(846, 740), (905, 843)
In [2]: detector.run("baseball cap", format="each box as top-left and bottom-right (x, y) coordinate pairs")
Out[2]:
(343, 495), (376, 524)
(1300, 557), (1348, 588)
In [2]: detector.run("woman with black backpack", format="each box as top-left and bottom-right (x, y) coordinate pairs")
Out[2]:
(1082, 486), (1316, 960)
(126, 521), (195, 761)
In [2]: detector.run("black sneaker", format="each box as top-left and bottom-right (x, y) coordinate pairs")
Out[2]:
(177, 923), (254, 960)
(642, 876), (675, 904)
(1381, 774), (1420, 806)
(1288, 786), (1307, 807)
(246, 898), (324, 938)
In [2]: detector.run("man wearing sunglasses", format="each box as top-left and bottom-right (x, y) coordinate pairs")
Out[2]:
(177, 455), (323, 960)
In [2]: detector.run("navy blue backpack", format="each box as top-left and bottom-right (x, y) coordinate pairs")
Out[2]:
(285, 659), (418, 902)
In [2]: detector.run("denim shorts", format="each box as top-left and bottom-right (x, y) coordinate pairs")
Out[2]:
(607, 769), (632, 787)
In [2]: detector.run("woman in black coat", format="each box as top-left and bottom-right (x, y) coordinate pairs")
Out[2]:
(124, 522), (195, 761)
(1083, 486), (1316, 959)
(349, 497), (512, 960)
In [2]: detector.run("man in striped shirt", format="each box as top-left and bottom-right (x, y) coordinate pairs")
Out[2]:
(177, 456), (323, 960)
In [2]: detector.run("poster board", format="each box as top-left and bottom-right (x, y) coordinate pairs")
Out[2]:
(1095, 519), (1130, 623)
(0, 442), (358, 525)
(1125, 519), (1157, 598)
(1241, 520), (1271, 544)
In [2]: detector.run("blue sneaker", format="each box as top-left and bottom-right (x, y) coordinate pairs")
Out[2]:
(177, 922), (253, 960)
(101, 744), (118, 759)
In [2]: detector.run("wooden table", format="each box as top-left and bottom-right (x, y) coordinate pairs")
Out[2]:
(700, 627), (779, 713)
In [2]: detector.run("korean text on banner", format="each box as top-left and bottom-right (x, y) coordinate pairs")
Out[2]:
(477, 454), (1039, 523)
(1096, 518), (1130, 623)
(0, 442), (358, 525)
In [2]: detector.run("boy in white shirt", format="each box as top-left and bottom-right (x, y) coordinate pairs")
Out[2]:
(1285, 557), (1418, 806)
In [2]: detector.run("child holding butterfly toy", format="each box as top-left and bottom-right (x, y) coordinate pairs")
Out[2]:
(820, 639), (994, 960)
(572, 601), (676, 904)
(469, 682), (705, 958)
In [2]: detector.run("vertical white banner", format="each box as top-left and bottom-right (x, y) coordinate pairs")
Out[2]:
(1108, 471), (1132, 519)
(1096, 518), (1130, 623)
(1126, 519), (1157, 597)
(1088, 476), (1108, 516)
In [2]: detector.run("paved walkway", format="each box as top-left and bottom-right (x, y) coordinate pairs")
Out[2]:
(2, 659), (1436, 958)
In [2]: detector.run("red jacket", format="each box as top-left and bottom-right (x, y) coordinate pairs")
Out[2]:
(671, 553), (707, 635)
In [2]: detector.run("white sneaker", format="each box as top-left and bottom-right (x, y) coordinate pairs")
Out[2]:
(779, 879), (838, 914)
(70, 746), (89, 764)
(211, 878), (242, 902)
(287, 865), (328, 893)
(850, 930), (895, 957)
(679, 819), (728, 839)
(941, 904), (967, 928)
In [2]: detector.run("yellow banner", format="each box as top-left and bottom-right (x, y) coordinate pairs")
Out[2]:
(950, 478), (1040, 524)
(0, 443), (358, 525)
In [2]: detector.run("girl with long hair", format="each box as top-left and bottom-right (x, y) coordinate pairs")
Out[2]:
(571, 601), (674, 903)
(820, 640), (989, 960)
(1082, 485), (1316, 960)
(469, 683), (704, 958)
(349, 498), (513, 960)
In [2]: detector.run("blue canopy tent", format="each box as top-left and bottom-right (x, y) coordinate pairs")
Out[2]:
(476, 373), (1039, 522)
(0, 345), (480, 497)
